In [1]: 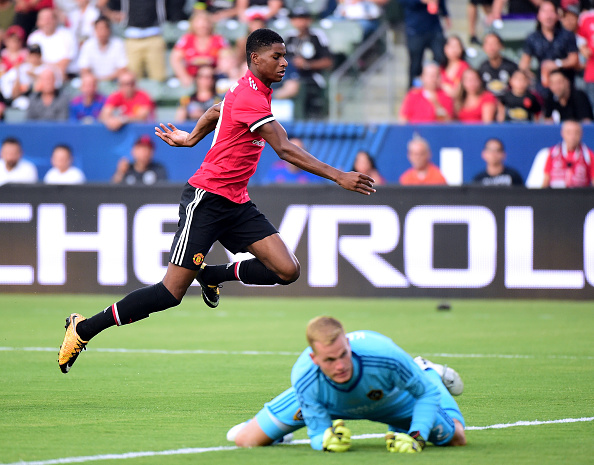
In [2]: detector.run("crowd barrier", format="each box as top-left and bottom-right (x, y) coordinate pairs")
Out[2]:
(1, 184), (592, 299)
(1, 122), (592, 185)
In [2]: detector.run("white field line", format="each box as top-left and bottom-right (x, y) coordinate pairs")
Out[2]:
(1, 417), (593, 465)
(1, 346), (593, 360)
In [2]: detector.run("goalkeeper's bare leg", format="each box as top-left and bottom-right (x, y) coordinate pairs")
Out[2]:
(450, 420), (466, 446)
(232, 418), (278, 447)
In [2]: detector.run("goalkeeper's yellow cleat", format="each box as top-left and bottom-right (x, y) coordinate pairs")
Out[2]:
(58, 313), (88, 374)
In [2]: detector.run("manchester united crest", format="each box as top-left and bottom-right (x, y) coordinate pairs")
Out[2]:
(367, 389), (384, 401)
(193, 253), (204, 266)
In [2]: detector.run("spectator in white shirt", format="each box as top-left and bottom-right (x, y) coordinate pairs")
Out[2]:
(78, 15), (127, 81)
(67, 0), (100, 45)
(0, 137), (38, 186)
(44, 144), (86, 184)
(27, 7), (78, 79)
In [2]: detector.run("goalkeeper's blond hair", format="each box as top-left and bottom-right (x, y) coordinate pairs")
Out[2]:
(306, 316), (345, 352)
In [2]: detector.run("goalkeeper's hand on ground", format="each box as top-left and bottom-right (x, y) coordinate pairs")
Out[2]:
(322, 419), (352, 452)
(385, 431), (426, 453)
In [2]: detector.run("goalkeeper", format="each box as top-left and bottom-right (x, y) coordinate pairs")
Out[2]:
(227, 316), (466, 452)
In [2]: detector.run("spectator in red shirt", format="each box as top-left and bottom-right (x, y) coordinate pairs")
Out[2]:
(456, 68), (497, 123)
(543, 120), (594, 188)
(400, 136), (447, 185)
(0, 25), (28, 75)
(99, 70), (156, 131)
(577, 5), (594, 108)
(400, 62), (454, 123)
(441, 35), (470, 99)
(170, 10), (229, 88)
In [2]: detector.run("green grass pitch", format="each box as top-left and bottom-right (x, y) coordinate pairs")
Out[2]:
(1, 295), (593, 465)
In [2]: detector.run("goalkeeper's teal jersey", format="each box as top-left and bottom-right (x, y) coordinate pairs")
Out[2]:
(291, 330), (443, 450)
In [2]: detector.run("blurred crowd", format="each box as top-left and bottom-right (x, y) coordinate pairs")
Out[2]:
(0, 0), (390, 124)
(0, 0), (593, 188)
(400, 0), (594, 125)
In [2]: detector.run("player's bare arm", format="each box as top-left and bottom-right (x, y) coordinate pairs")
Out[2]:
(155, 103), (221, 147)
(258, 120), (376, 195)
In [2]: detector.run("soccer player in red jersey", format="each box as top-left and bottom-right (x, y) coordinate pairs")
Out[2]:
(58, 28), (376, 374)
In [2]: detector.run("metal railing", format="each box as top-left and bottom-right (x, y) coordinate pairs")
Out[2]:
(328, 22), (396, 121)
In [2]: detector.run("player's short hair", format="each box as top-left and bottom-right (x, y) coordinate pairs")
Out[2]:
(484, 138), (504, 151)
(483, 32), (503, 45)
(246, 28), (284, 66)
(94, 15), (111, 29)
(306, 316), (345, 351)
(53, 144), (73, 157)
(2, 136), (22, 149)
(549, 68), (570, 81)
(407, 134), (430, 154)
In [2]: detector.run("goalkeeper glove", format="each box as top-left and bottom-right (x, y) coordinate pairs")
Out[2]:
(385, 431), (426, 453)
(322, 419), (352, 452)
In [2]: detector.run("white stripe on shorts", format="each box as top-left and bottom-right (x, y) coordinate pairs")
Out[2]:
(171, 187), (205, 266)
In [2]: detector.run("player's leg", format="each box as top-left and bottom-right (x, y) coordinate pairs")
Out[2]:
(58, 263), (195, 373)
(228, 388), (305, 447)
(245, 233), (300, 283)
(423, 368), (467, 447)
(450, 419), (467, 446)
(198, 202), (300, 293)
(406, 33), (425, 88)
(58, 184), (215, 373)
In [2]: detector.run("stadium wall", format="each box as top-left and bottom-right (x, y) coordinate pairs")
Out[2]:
(1, 185), (592, 299)
(1, 122), (593, 184)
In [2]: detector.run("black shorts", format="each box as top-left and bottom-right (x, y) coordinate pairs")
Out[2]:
(470, 0), (493, 5)
(169, 183), (278, 270)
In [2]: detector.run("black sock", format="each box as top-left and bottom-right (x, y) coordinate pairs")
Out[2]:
(199, 263), (239, 285)
(77, 282), (181, 341)
(236, 258), (293, 285)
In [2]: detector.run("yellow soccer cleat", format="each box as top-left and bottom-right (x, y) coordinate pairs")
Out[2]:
(58, 313), (88, 374)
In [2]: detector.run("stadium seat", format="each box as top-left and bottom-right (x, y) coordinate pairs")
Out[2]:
(301, 0), (329, 16)
(214, 19), (248, 44)
(137, 78), (165, 102)
(270, 18), (296, 39)
(97, 80), (118, 96)
(3, 108), (27, 123)
(317, 19), (364, 56)
(163, 21), (188, 47)
(155, 106), (178, 123)
(162, 80), (196, 106)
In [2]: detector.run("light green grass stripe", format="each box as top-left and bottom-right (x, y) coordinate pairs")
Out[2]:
(2, 346), (594, 360)
(2, 418), (593, 465)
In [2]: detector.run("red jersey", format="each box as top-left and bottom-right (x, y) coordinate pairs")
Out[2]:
(440, 61), (470, 91)
(104, 89), (155, 120)
(400, 88), (454, 123)
(188, 70), (274, 203)
(578, 11), (594, 83)
(173, 33), (228, 77)
(544, 142), (594, 188)
(0, 49), (28, 74)
(457, 91), (497, 123)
